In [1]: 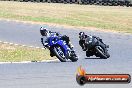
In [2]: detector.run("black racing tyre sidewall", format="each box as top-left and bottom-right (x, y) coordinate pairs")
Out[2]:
(86, 51), (93, 57)
(53, 46), (66, 62)
(95, 46), (107, 59)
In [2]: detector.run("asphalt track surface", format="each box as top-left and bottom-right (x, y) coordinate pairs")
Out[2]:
(0, 20), (132, 88)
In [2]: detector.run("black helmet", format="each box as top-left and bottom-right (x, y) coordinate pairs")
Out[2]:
(40, 27), (48, 36)
(79, 32), (85, 39)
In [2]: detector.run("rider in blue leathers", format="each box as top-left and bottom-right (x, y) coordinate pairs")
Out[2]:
(40, 27), (73, 57)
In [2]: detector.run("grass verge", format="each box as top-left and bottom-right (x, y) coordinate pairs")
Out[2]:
(0, 42), (51, 62)
(0, 1), (132, 33)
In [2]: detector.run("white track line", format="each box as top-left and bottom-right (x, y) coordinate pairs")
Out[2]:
(0, 41), (58, 64)
(0, 41), (44, 49)
(0, 59), (59, 64)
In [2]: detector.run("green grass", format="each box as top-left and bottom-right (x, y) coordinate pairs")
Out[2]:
(0, 43), (52, 62)
(0, 1), (132, 33)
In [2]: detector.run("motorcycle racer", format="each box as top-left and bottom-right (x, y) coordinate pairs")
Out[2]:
(40, 27), (74, 57)
(79, 32), (110, 58)
(79, 32), (108, 51)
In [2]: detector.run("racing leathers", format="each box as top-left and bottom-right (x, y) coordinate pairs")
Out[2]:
(79, 35), (107, 51)
(41, 31), (73, 57)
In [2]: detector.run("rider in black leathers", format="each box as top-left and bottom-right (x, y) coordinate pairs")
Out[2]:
(40, 27), (73, 57)
(79, 32), (108, 52)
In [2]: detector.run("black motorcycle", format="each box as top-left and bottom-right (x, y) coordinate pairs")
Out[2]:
(79, 35), (110, 59)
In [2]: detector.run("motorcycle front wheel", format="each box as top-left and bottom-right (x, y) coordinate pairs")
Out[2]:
(95, 46), (108, 59)
(53, 46), (67, 62)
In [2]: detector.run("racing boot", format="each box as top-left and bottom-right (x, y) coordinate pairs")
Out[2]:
(50, 53), (54, 57)
(49, 48), (54, 57)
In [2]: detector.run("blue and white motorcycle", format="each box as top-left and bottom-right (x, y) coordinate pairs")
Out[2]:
(41, 32), (78, 62)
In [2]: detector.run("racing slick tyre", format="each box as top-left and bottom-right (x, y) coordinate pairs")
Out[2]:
(86, 51), (93, 57)
(95, 46), (108, 59)
(53, 46), (66, 62)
